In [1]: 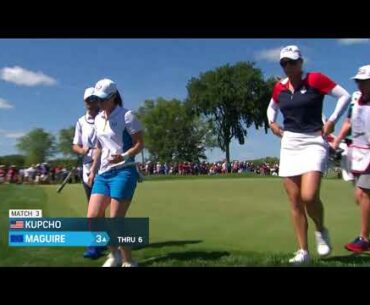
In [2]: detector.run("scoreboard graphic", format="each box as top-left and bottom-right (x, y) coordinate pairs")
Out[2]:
(8, 210), (149, 247)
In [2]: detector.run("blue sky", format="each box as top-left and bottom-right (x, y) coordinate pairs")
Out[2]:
(0, 39), (369, 161)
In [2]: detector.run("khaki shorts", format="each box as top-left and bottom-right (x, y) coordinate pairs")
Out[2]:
(355, 172), (370, 190)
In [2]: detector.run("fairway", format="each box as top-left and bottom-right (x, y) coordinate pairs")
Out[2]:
(1, 176), (369, 267)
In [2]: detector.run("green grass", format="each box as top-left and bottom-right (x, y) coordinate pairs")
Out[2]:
(0, 177), (369, 267)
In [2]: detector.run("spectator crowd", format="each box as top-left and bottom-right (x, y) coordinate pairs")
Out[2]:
(0, 163), (83, 185)
(0, 160), (279, 185)
(138, 160), (279, 176)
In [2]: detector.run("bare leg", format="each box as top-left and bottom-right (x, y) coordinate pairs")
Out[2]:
(301, 171), (325, 232)
(355, 187), (370, 240)
(284, 176), (308, 250)
(110, 198), (133, 262)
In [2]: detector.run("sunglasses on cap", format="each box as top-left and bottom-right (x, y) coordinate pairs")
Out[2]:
(280, 59), (300, 68)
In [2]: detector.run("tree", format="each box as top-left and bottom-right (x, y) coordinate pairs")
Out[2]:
(0, 154), (26, 167)
(248, 156), (279, 166)
(58, 126), (76, 159)
(16, 128), (56, 165)
(186, 61), (274, 163)
(137, 98), (216, 163)
(48, 158), (79, 169)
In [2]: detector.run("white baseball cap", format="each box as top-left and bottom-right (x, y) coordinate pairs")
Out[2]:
(351, 65), (370, 80)
(93, 78), (117, 99)
(83, 87), (95, 100)
(280, 45), (302, 61)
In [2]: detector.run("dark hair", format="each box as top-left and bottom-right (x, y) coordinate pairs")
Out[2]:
(114, 91), (123, 107)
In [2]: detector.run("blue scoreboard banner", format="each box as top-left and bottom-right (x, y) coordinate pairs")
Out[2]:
(8, 218), (149, 247)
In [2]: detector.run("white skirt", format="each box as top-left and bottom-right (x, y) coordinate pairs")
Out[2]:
(279, 131), (329, 177)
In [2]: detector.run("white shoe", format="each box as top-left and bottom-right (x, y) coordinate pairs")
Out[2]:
(121, 261), (139, 267)
(102, 251), (122, 267)
(315, 228), (332, 257)
(289, 249), (311, 265)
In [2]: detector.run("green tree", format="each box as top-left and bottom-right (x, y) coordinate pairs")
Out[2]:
(137, 98), (215, 163)
(58, 126), (76, 159)
(16, 128), (56, 165)
(0, 154), (26, 167)
(248, 156), (279, 166)
(186, 61), (274, 163)
(48, 158), (78, 169)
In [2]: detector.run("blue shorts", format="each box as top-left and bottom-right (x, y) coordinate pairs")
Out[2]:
(91, 166), (138, 201)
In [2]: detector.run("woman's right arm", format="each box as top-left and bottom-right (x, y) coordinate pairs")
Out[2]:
(267, 98), (284, 138)
(72, 144), (90, 155)
(72, 121), (90, 155)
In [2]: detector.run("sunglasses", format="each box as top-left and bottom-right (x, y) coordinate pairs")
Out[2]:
(88, 94), (115, 103)
(85, 96), (98, 103)
(280, 59), (300, 68)
(355, 79), (370, 84)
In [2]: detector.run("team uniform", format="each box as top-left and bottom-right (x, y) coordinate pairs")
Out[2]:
(91, 105), (141, 201)
(269, 72), (349, 177)
(266, 45), (351, 264)
(348, 92), (370, 189)
(73, 112), (99, 199)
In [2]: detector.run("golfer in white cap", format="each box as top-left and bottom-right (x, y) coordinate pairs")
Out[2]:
(87, 79), (144, 267)
(72, 87), (103, 259)
(266, 45), (351, 264)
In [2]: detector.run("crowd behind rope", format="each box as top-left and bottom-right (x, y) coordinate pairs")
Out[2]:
(138, 160), (279, 176)
(0, 163), (83, 185)
(0, 160), (280, 184)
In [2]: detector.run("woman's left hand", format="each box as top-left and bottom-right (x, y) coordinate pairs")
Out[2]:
(322, 120), (335, 137)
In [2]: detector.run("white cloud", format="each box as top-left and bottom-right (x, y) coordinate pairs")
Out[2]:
(0, 98), (13, 109)
(5, 132), (25, 139)
(0, 66), (57, 86)
(338, 39), (370, 45)
(0, 129), (25, 139)
(255, 46), (282, 62)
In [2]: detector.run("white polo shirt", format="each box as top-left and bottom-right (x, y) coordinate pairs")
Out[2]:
(94, 105), (142, 174)
(73, 112), (99, 183)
